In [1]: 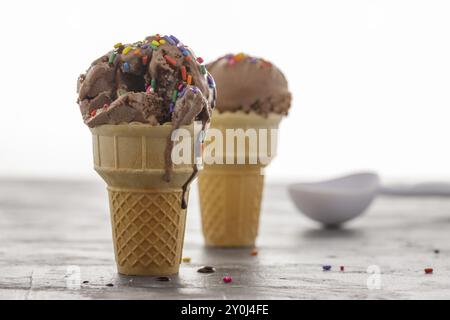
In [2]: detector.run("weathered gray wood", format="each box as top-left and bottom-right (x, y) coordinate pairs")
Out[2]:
(0, 179), (449, 300)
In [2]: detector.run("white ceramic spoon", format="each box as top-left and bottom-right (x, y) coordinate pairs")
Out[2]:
(288, 172), (380, 227)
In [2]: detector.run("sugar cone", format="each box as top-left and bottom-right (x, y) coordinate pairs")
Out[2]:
(91, 123), (199, 276)
(198, 111), (282, 247)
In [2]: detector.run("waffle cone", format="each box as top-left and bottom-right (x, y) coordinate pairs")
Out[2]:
(198, 111), (282, 247)
(91, 123), (199, 275)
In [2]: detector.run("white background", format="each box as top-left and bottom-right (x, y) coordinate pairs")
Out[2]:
(1, 0), (450, 182)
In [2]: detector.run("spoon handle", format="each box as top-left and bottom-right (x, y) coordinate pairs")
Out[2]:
(380, 183), (450, 197)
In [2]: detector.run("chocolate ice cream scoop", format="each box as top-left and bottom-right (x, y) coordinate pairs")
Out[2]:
(207, 53), (291, 116)
(77, 34), (216, 127)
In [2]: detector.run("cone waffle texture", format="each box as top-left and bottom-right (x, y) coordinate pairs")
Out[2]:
(198, 111), (282, 247)
(91, 123), (198, 275)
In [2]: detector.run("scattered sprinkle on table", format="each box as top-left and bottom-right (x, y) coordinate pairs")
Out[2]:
(250, 249), (258, 256)
(105, 283), (114, 287)
(82, 280), (89, 284)
(434, 249), (440, 254)
(197, 266), (216, 274)
(223, 276), (232, 283)
(424, 268), (433, 274)
(340, 266), (345, 272)
(182, 257), (191, 263)
(323, 265), (332, 271)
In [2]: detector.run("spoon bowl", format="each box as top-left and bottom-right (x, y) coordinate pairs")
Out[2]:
(288, 172), (380, 227)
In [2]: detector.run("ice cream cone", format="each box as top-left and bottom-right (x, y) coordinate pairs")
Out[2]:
(198, 111), (282, 247)
(91, 123), (199, 275)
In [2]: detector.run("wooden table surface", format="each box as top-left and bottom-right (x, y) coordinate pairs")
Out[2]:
(1, 179), (449, 300)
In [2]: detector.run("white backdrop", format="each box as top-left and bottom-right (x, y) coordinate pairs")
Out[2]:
(1, 0), (450, 181)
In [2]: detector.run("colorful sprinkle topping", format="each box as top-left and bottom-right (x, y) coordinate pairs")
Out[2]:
(164, 55), (177, 66)
(425, 268), (433, 274)
(223, 276), (232, 283)
(207, 75), (215, 88)
(322, 265), (332, 271)
(108, 52), (116, 65)
(104, 34), (214, 118)
(122, 46), (132, 55)
(181, 48), (189, 56)
(172, 90), (178, 102)
(182, 257), (191, 263)
(181, 66), (187, 81)
(170, 35), (180, 44)
(123, 62), (130, 72)
(222, 53), (273, 68)
(164, 35), (175, 45)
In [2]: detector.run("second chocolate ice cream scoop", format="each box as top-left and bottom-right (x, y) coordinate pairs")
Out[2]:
(207, 53), (291, 116)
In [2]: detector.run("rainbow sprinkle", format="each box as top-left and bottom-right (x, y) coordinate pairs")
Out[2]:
(151, 40), (160, 47)
(234, 53), (245, 61)
(142, 55), (149, 65)
(323, 265), (332, 271)
(151, 79), (156, 91)
(123, 62), (130, 72)
(178, 87), (187, 98)
(223, 276), (232, 283)
(180, 48), (189, 56)
(108, 52), (116, 65)
(207, 75), (215, 88)
(164, 35), (175, 45)
(181, 66), (187, 81)
(187, 75), (192, 85)
(164, 55), (177, 66)
(172, 90), (178, 102)
(170, 35), (180, 44)
(114, 42), (123, 49)
(122, 46), (132, 55)
(197, 57), (204, 63)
